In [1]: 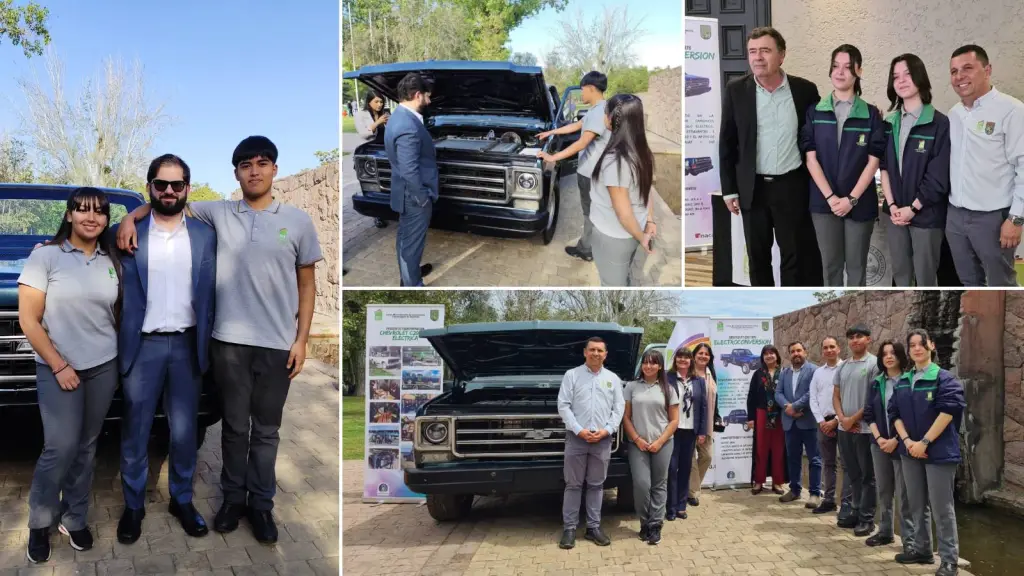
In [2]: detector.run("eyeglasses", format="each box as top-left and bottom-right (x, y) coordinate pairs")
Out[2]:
(152, 179), (186, 193)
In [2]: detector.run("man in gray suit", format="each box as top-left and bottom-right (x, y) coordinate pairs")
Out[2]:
(776, 342), (823, 507)
(385, 72), (439, 286)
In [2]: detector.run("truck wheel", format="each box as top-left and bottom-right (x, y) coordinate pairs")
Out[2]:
(741, 364), (750, 375)
(426, 494), (473, 522)
(616, 482), (635, 513)
(540, 176), (560, 245)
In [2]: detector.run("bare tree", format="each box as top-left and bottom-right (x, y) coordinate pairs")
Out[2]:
(548, 5), (645, 73)
(553, 290), (679, 327)
(0, 133), (34, 183)
(15, 49), (170, 187)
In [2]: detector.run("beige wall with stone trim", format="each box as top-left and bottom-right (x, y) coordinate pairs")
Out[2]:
(638, 66), (682, 144)
(772, 0), (1024, 114)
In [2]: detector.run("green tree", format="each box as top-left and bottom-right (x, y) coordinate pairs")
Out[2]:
(813, 290), (851, 303)
(1, 0), (50, 57)
(134, 181), (222, 202)
(0, 134), (34, 183)
(315, 148), (340, 165)
(510, 51), (537, 66)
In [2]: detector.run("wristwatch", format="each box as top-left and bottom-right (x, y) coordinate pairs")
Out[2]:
(849, 195), (859, 207)
(921, 438), (931, 447)
(1011, 215), (1024, 227)
(911, 205), (920, 214)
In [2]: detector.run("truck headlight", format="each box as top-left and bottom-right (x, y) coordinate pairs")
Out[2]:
(423, 422), (449, 444)
(516, 172), (537, 191)
(364, 158), (378, 176)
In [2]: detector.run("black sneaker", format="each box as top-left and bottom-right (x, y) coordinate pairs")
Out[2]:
(854, 522), (876, 537)
(866, 533), (894, 547)
(117, 507), (145, 544)
(646, 523), (662, 545)
(584, 527), (611, 546)
(936, 561), (959, 576)
(688, 497), (700, 507)
(247, 508), (279, 544)
(26, 528), (50, 564)
(58, 524), (93, 551)
(558, 528), (576, 549)
(813, 500), (837, 514)
(638, 523), (649, 541)
(213, 502), (247, 533)
(564, 246), (593, 262)
(895, 549), (936, 564)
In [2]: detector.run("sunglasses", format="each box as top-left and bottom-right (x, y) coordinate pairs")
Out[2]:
(152, 179), (187, 193)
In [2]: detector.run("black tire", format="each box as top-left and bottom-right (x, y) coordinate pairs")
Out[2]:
(616, 482), (635, 513)
(741, 364), (751, 375)
(540, 174), (560, 245)
(426, 494), (473, 522)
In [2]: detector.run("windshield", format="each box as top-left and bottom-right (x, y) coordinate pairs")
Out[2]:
(464, 375), (564, 392)
(0, 198), (129, 237)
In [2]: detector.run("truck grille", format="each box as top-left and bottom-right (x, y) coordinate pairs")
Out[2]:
(452, 415), (619, 458)
(376, 160), (510, 204)
(0, 311), (36, 386)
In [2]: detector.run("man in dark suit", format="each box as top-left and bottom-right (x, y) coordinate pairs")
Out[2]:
(775, 342), (823, 508)
(115, 154), (217, 544)
(719, 27), (823, 286)
(385, 72), (439, 286)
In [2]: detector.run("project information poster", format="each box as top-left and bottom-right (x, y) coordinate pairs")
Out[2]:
(364, 304), (445, 502)
(683, 17), (719, 249)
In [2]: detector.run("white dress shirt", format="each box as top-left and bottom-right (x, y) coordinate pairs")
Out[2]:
(557, 364), (625, 436)
(400, 102), (424, 124)
(948, 87), (1024, 215)
(141, 214), (195, 333)
(809, 360), (843, 423)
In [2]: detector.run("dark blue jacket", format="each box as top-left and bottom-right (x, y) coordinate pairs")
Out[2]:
(880, 104), (951, 229)
(800, 94), (886, 222)
(384, 105), (439, 214)
(775, 362), (819, 431)
(115, 217), (217, 375)
(668, 372), (708, 436)
(886, 363), (966, 463)
(863, 373), (900, 439)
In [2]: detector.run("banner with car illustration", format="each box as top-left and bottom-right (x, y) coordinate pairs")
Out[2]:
(667, 316), (774, 488)
(364, 304), (446, 502)
(683, 17), (718, 249)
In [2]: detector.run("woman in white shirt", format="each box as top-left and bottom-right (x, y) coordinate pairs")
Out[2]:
(665, 348), (708, 520)
(355, 89), (390, 140)
(587, 94), (657, 286)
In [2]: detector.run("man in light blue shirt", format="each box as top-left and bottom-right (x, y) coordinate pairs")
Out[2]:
(556, 337), (624, 550)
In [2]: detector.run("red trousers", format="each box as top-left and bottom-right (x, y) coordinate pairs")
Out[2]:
(753, 408), (785, 485)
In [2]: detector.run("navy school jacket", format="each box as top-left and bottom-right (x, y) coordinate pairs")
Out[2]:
(862, 373), (899, 439)
(799, 94), (887, 222)
(886, 363), (966, 463)
(880, 104), (951, 229)
(668, 372), (708, 436)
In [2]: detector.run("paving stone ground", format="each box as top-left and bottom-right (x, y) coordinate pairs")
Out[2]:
(0, 362), (340, 575)
(341, 135), (682, 287)
(341, 460), (973, 576)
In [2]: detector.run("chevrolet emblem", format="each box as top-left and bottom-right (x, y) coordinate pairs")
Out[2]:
(524, 430), (552, 440)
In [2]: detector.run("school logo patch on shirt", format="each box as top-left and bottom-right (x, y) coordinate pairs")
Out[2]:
(916, 139), (927, 153)
(857, 133), (867, 147)
(604, 380), (613, 389)
(927, 391), (933, 401)
(278, 228), (288, 244)
(976, 120), (985, 132)
(985, 121), (996, 135)
(108, 267), (116, 279)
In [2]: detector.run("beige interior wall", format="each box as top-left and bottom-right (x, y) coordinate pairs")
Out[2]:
(772, 0), (1024, 114)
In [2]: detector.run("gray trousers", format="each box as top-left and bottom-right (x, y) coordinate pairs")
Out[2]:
(870, 443), (920, 543)
(396, 195), (433, 287)
(573, 174), (594, 255)
(818, 429), (853, 508)
(838, 431), (876, 523)
(902, 457), (957, 564)
(946, 204), (1017, 287)
(627, 439), (674, 526)
(562, 434), (612, 530)
(213, 340), (292, 511)
(592, 228), (640, 287)
(28, 360), (119, 530)
(885, 219), (944, 287)
(810, 212), (875, 287)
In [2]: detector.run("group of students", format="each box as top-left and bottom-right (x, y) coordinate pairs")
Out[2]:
(746, 327), (966, 576)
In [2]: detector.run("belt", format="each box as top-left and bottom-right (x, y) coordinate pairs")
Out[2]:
(756, 168), (802, 183)
(143, 326), (196, 336)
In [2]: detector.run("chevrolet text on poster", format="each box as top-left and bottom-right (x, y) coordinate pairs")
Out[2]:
(683, 17), (718, 249)
(364, 304), (445, 502)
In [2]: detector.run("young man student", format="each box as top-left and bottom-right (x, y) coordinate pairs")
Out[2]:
(117, 136), (323, 543)
(537, 71), (609, 263)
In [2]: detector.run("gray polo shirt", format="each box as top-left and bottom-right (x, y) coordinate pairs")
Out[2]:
(624, 379), (680, 444)
(18, 242), (119, 370)
(833, 352), (879, 433)
(897, 105), (922, 171)
(834, 97), (853, 144)
(189, 199), (323, 351)
(577, 99), (609, 176)
(589, 155), (649, 239)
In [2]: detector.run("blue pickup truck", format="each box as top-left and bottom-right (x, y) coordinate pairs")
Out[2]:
(720, 347), (760, 375)
(0, 183), (221, 447)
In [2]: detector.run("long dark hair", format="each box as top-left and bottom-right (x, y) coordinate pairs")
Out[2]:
(51, 187), (122, 326)
(830, 44), (863, 96)
(876, 340), (910, 375)
(590, 93), (655, 205)
(641, 348), (672, 413)
(887, 53), (932, 112)
(760, 344), (781, 372)
(692, 342), (717, 384)
(363, 89), (385, 119)
(906, 328), (939, 362)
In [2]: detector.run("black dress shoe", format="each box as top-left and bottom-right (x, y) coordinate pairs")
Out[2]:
(854, 522), (876, 537)
(247, 508), (279, 544)
(837, 516), (858, 529)
(638, 523), (649, 541)
(117, 508), (145, 544)
(936, 561), (959, 576)
(664, 511), (676, 521)
(420, 263), (433, 276)
(676, 510), (688, 520)
(584, 527), (611, 546)
(213, 502), (247, 533)
(865, 533), (894, 546)
(813, 501), (837, 514)
(169, 501), (209, 538)
(687, 497), (700, 507)
(558, 528), (576, 549)
(895, 549), (935, 564)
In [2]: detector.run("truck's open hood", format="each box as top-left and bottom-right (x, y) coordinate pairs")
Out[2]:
(343, 61), (552, 119)
(421, 321), (643, 382)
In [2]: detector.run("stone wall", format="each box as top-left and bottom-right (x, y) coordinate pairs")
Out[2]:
(232, 162), (339, 316)
(639, 67), (682, 145)
(1003, 292), (1024, 490)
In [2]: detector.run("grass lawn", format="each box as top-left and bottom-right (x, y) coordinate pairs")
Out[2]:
(342, 115), (356, 133)
(342, 395), (365, 461)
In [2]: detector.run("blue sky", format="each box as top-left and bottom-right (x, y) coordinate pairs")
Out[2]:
(0, 0), (339, 196)
(508, 0), (681, 70)
(674, 290), (821, 318)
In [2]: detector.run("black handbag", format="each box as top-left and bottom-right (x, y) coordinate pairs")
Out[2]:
(713, 413), (725, 433)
